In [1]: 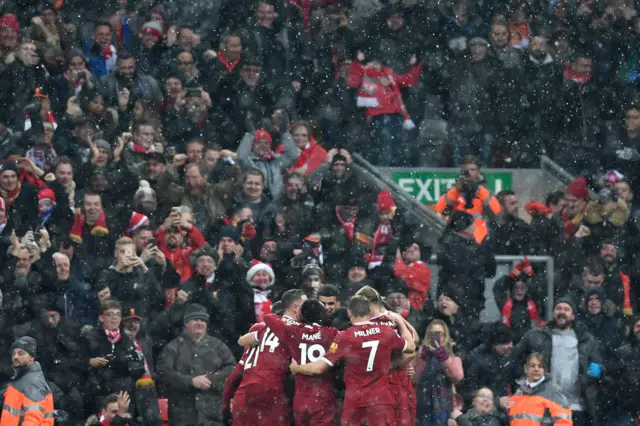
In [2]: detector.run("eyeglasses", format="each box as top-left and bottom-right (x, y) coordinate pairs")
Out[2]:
(103, 312), (121, 318)
(177, 60), (193, 66)
(243, 67), (261, 74)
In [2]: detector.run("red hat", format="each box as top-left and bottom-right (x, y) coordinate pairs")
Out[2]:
(253, 129), (272, 145)
(38, 188), (56, 204)
(376, 189), (396, 213)
(565, 176), (589, 201)
(126, 211), (149, 235)
(141, 21), (163, 38)
(0, 14), (19, 33)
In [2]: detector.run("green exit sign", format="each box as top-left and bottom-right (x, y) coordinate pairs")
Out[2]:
(392, 171), (513, 205)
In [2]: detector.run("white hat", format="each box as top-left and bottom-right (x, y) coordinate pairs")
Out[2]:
(246, 263), (275, 286)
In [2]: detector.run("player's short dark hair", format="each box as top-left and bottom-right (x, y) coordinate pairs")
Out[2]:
(281, 289), (306, 311)
(355, 286), (383, 308)
(271, 301), (284, 316)
(348, 296), (371, 317)
(331, 308), (351, 330)
(301, 300), (325, 325)
(318, 284), (339, 299)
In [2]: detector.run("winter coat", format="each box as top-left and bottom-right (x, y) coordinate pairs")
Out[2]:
(3, 181), (39, 235)
(158, 332), (236, 426)
(605, 335), (640, 416)
(508, 321), (604, 424)
(582, 199), (630, 253)
(0, 59), (50, 128)
(463, 343), (521, 401)
(489, 216), (533, 255)
(13, 318), (88, 393)
(95, 267), (164, 320)
(99, 72), (163, 108)
(412, 346), (464, 426)
(0, 257), (43, 324)
(82, 328), (146, 403)
(160, 0), (222, 43)
(236, 131), (301, 197)
(437, 231), (496, 317)
(456, 409), (507, 426)
(508, 375), (572, 426)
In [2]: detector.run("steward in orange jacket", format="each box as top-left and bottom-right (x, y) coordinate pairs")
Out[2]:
(508, 375), (572, 425)
(0, 337), (54, 426)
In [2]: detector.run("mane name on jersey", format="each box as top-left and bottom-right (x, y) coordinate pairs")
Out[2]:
(354, 327), (380, 337)
(301, 332), (322, 341)
(376, 320), (396, 328)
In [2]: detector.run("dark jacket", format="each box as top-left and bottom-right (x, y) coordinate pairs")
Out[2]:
(3, 181), (39, 235)
(463, 343), (520, 401)
(605, 332), (640, 416)
(508, 321), (604, 424)
(82, 327), (146, 401)
(95, 266), (164, 321)
(99, 72), (163, 108)
(0, 59), (50, 128)
(456, 409), (507, 426)
(489, 216), (533, 255)
(158, 332), (236, 426)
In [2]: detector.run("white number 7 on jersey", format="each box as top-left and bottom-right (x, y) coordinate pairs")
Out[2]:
(361, 340), (379, 372)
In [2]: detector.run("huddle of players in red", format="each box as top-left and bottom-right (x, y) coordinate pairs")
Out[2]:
(222, 286), (419, 426)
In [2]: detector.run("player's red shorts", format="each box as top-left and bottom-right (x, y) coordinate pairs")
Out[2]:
(231, 384), (289, 425)
(293, 395), (336, 426)
(391, 383), (416, 426)
(341, 405), (396, 426)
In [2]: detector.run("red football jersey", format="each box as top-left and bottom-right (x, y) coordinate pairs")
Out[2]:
(322, 321), (407, 408)
(237, 316), (299, 393)
(369, 312), (413, 386)
(264, 314), (339, 399)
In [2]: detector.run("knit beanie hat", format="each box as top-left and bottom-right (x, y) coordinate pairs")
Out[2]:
(38, 188), (56, 204)
(134, 180), (157, 204)
(12, 336), (37, 357)
(555, 296), (577, 314)
(190, 245), (220, 267)
(565, 176), (589, 201)
(0, 14), (19, 34)
(183, 303), (209, 324)
(141, 21), (163, 38)
(246, 263), (275, 286)
(94, 139), (112, 160)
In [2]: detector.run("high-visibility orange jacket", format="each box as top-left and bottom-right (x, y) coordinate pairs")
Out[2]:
(0, 362), (54, 426)
(434, 184), (501, 243)
(508, 376), (573, 426)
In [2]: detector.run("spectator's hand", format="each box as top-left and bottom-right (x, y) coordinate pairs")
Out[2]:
(499, 396), (509, 409)
(616, 147), (638, 160)
(66, 96), (82, 117)
(180, 214), (193, 230)
(21, 231), (35, 245)
(275, 214), (286, 233)
(292, 249), (303, 256)
(166, 26), (178, 46)
(326, 148), (338, 163)
(173, 154), (187, 167)
(204, 49), (217, 59)
(339, 149), (352, 163)
(175, 289), (189, 305)
(140, 245), (154, 262)
(201, 91), (212, 108)
(31, 16), (44, 27)
(89, 139), (100, 165)
(114, 133), (130, 162)
(16, 157), (36, 174)
(38, 228), (51, 253)
(575, 225), (591, 238)
(356, 50), (365, 62)
(292, 80), (302, 92)
(174, 90), (186, 112)
(447, 420), (457, 426)
(10, 230), (20, 257)
(118, 88), (130, 111)
(89, 357), (109, 368)
(116, 391), (131, 416)
(410, 55), (417, 65)
(98, 287), (111, 302)
(192, 375), (212, 390)
(602, 299), (617, 317)
(154, 247), (166, 266)
(577, 0), (593, 15)
(219, 149), (237, 160)
(232, 244), (244, 259)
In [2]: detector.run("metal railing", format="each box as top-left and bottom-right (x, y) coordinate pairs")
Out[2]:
(428, 254), (555, 321)
(541, 155), (598, 199)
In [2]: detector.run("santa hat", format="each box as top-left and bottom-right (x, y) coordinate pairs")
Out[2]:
(246, 263), (275, 286)
(141, 21), (163, 38)
(0, 14), (19, 34)
(38, 188), (56, 204)
(565, 176), (589, 201)
(134, 180), (157, 204)
(126, 211), (149, 235)
(376, 189), (396, 213)
(254, 129), (272, 145)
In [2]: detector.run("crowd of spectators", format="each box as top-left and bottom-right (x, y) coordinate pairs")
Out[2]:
(0, 0), (640, 425)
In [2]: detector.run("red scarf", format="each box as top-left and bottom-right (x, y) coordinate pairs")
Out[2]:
(129, 142), (153, 154)
(71, 209), (109, 243)
(369, 223), (391, 263)
(105, 328), (121, 344)
(336, 206), (355, 242)
(564, 66), (591, 85)
(0, 181), (21, 209)
(218, 52), (241, 72)
(501, 297), (539, 327)
(19, 170), (46, 188)
(101, 45), (115, 60)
